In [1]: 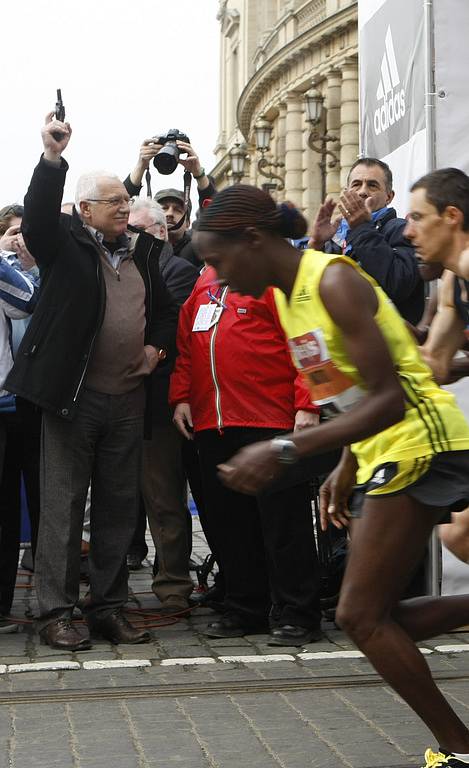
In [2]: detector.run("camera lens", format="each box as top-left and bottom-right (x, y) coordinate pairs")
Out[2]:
(153, 145), (179, 175)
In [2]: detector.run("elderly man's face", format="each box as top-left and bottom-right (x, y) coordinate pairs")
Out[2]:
(80, 179), (130, 241)
(129, 208), (167, 241)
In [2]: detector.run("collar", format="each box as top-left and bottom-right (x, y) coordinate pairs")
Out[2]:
(84, 225), (130, 250)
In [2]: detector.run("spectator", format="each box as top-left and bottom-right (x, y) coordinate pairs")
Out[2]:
(6, 112), (178, 650)
(171, 266), (327, 646)
(0, 254), (37, 631)
(0, 206), (42, 580)
(128, 197), (199, 612)
(309, 157), (424, 324)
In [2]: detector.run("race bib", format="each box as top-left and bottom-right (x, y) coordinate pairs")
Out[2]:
(288, 328), (365, 417)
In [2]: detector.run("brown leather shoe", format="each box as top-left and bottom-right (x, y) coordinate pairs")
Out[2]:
(40, 619), (92, 651)
(89, 610), (151, 644)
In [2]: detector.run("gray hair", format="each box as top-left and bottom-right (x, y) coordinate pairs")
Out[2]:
(75, 170), (122, 209)
(130, 197), (167, 230)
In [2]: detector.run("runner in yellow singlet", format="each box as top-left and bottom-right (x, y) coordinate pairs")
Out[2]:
(193, 183), (469, 768)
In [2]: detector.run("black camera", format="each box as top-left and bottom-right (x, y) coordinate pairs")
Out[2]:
(152, 129), (190, 175)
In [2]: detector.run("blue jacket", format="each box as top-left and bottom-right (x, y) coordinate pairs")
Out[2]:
(0, 256), (37, 411)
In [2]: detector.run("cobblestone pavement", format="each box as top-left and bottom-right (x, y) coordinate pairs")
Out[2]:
(2, 518), (469, 767)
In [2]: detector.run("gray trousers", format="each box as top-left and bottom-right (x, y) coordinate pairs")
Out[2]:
(35, 386), (144, 627)
(142, 423), (193, 603)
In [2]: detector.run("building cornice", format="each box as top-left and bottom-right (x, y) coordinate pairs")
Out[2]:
(237, 2), (357, 139)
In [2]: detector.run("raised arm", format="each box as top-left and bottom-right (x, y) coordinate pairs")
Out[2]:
(421, 270), (466, 383)
(21, 112), (72, 268)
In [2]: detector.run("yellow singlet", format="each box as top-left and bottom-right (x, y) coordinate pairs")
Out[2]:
(274, 250), (469, 486)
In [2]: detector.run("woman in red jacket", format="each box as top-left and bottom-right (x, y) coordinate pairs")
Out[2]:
(170, 265), (326, 645)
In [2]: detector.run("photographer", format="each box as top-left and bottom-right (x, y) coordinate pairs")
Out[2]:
(124, 136), (215, 267)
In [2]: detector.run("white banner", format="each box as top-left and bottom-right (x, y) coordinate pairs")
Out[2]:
(434, 0), (469, 173)
(358, 0), (426, 214)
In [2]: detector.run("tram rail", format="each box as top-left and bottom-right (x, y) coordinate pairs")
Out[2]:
(1, 669), (469, 707)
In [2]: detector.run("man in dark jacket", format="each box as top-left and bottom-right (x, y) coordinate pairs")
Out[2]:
(128, 198), (200, 613)
(309, 158), (424, 324)
(6, 112), (178, 651)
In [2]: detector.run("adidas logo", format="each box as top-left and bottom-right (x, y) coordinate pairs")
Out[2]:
(295, 285), (310, 302)
(373, 26), (406, 137)
(371, 467), (387, 485)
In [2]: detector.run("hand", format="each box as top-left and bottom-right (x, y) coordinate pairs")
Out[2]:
(175, 141), (204, 178)
(173, 402), (194, 440)
(0, 224), (21, 253)
(42, 111), (72, 162)
(143, 345), (160, 373)
(218, 440), (283, 495)
(138, 139), (163, 169)
(338, 189), (372, 230)
(308, 198), (339, 249)
(319, 456), (357, 531)
(294, 409), (320, 431)
(13, 233), (36, 271)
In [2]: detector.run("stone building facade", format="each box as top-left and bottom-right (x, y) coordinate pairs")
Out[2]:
(211, 0), (359, 219)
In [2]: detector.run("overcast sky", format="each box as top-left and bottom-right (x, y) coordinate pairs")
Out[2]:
(2, 0), (220, 208)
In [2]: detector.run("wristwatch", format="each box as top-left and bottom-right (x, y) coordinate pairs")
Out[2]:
(271, 437), (299, 465)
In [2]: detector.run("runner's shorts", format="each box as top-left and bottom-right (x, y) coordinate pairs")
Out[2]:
(350, 450), (469, 520)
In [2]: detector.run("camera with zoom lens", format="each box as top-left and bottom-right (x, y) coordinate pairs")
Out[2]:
(152, 129), (190, 175)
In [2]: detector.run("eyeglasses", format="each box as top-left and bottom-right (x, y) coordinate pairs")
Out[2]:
(87, 196), (134, 207)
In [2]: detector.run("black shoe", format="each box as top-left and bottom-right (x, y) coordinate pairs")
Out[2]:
(190, 585), (225, 612)
(205, 614), (269, 639)
(127, 553), (143, 571)
(267, 625), (323, 647)
(40, 619), (92, 651)
(89, 610), (151, 644)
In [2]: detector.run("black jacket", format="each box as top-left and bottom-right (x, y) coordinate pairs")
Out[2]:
(171, 231), (202, 268)
(151, 242), (200, 425)
(6, 156), (178, 421)
(326, 208), (424, 325)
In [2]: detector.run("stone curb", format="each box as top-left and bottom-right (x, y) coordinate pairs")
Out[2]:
(1, 644), (469, 675)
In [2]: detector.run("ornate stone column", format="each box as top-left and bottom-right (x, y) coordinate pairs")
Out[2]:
(276, 102), (287, 200)
(284, 93), (304, 207)
(325, 69), (342, 196)
(340, 59), (359, 185)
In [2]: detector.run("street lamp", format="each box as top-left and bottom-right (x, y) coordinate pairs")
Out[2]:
(254, 118), (273, 152)
(304, 86), (340, 200)
(253, 116), (285, 191)
(229, 143), (248, 184)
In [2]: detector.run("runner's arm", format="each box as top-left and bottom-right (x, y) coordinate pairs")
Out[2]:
(421, 271), (465, 383)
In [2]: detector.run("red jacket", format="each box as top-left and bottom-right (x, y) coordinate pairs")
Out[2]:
(169, 267), (317, 432)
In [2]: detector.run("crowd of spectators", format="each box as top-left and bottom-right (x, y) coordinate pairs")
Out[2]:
(0, 110), (464, 655)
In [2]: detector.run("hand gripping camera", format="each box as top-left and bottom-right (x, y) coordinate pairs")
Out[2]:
(152, 129), (190, 175)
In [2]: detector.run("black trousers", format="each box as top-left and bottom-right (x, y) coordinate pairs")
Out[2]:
(195, 427), (321, 629)
(0, 399), (41, 616)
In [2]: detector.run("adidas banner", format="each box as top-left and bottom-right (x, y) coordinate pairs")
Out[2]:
(358, 0), (426, 213)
